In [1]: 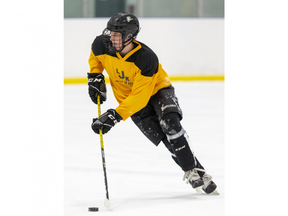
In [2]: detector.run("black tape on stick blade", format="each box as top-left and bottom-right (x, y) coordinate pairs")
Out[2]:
(88, 207), (99, 212)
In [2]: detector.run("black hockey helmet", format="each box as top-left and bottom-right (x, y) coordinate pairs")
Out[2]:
(102, 12), (140, 53)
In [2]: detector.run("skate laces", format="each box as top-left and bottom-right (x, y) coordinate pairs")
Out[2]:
(183, 168), (206, 184)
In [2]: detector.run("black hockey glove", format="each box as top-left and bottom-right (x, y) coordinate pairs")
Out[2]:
(91, 109), (122, 134)
(87, 73), (107, 104)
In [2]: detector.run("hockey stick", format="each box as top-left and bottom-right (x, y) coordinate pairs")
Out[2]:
(97, 95), (110, 209)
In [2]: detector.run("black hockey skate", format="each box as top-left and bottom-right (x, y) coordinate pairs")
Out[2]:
(184, 169), (219, 195)
(201, 173), (219, 195)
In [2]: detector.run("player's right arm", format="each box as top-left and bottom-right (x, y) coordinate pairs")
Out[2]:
(87, 36), (107, 104)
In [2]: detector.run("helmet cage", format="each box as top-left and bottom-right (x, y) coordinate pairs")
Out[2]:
(102, 12), (140, 54)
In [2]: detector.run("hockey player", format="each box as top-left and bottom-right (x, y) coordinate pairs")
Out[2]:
(88, 12), (218, 194)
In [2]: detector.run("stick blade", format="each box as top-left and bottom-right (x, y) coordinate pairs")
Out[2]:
(104, 198), (110, 209)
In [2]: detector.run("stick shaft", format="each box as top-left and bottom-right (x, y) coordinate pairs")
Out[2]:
(97, 96), (109, 200)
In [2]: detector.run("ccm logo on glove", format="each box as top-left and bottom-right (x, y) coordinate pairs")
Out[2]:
(87, 73), (107, 104)
(88, 78), (102, 82)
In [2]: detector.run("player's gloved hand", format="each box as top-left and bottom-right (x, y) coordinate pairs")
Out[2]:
(91, 109), (122, 134)
(87, 73), (107, 104)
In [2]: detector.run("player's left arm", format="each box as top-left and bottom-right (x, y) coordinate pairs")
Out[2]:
(115, 72), (157, 120)
(91, 73), (156, 134)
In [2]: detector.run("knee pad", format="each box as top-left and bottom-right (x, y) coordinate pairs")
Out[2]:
(160, 112), (182, 136)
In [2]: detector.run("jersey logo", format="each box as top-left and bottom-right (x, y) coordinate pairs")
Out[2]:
(116, 68), (130, 81)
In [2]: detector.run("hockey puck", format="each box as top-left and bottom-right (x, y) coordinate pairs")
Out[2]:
(88, 207), (99, 212)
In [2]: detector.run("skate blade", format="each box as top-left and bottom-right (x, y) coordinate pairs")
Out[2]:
(195, 187), (203, 194)
(209, 189), (220, 195)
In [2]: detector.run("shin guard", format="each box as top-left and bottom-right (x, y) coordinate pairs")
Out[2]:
(167, 129), (197, 171)
(160, 113), (205, 173)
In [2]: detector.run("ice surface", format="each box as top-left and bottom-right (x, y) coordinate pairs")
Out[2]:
(64, 82), (224, 216)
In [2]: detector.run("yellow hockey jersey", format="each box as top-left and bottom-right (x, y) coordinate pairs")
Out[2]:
(88, 35), (171, 121)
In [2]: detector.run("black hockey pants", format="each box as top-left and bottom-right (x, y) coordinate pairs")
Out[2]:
(131, 85), (205, 175)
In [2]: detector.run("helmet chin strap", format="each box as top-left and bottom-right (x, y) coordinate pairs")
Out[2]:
(117, 38), (133, 53)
